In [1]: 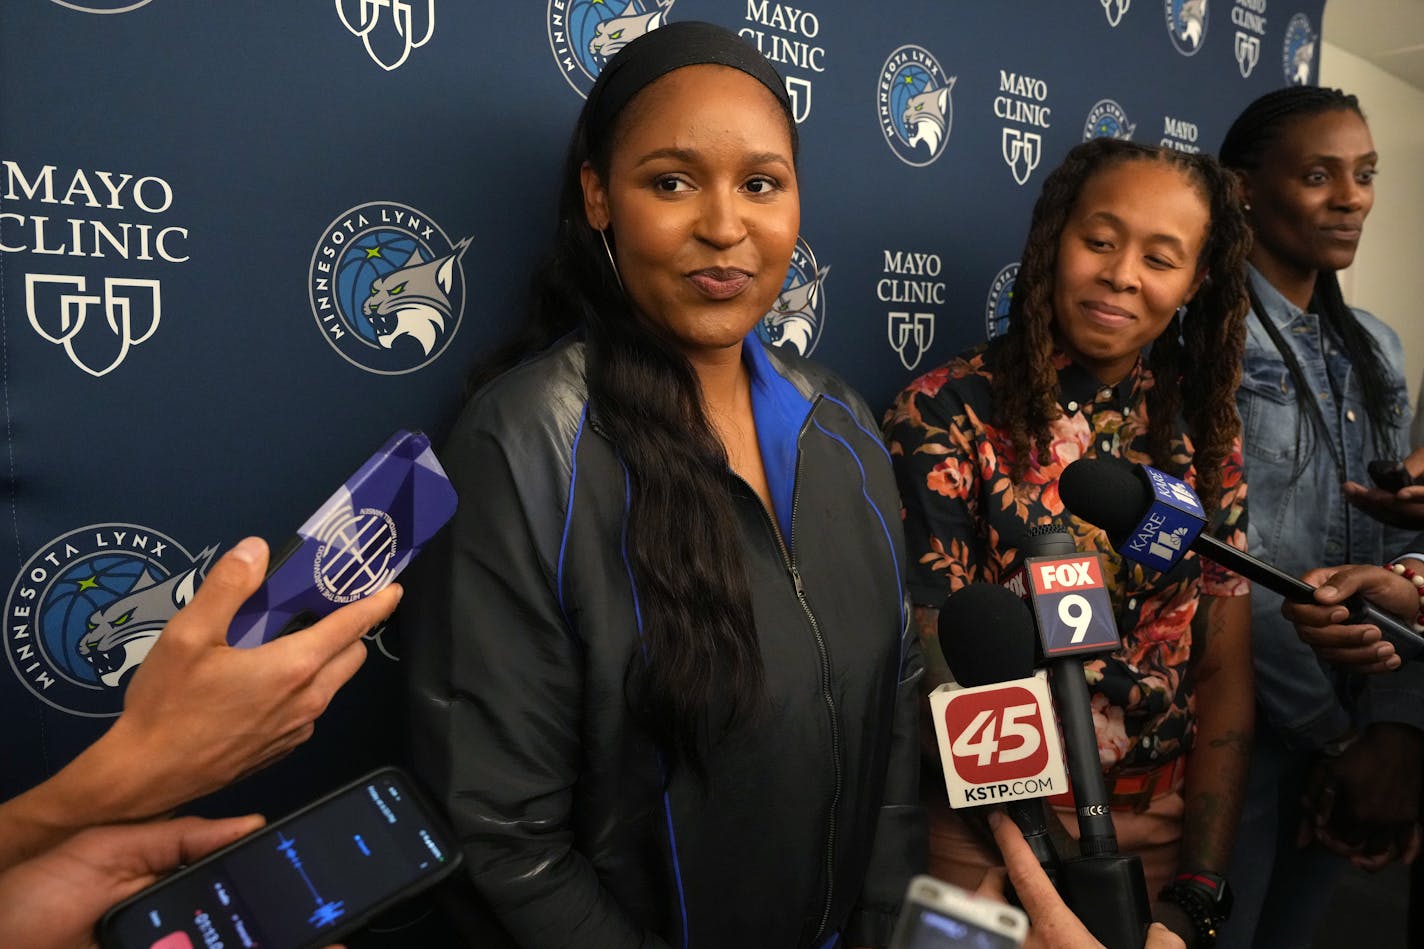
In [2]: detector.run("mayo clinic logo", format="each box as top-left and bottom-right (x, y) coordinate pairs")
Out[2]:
(311, 502), (399, 604)
(5, 525), (215, 717)
(3, 161), (189, 377)
(1084, 99), (1136, 141)
(995, 70), (1051, 187)
(740, 1), (827, 124)
(307, 202), (470, 375)
(1283, 13), (1316, 86)
(985, 262), (1018, 340)
(880, 249), (945, 372)
(335, 0), (434, 72)
(548, 0), (676, 97)
(757, 237), (827, 356)
(878, 45), (955, 167)
(1101, 0), (1131, 27)
(1165, 0), (1208, 56)
(47, 0), (154, 11)
(1232, 0), (1266, 78)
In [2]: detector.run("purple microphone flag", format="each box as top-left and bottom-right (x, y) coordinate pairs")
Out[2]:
(226, 430), (457, 647)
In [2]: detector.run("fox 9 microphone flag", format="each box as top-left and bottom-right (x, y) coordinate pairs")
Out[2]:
(930, 671), (1068, 809)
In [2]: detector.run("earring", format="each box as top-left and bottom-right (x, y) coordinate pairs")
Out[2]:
(1242, 202), (1252, 212)
(599, 228), (623, 292)
(1176, 303), (1189, 320)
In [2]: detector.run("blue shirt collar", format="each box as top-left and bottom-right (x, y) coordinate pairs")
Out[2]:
(743, 333), (813, 545)
(1247, 263), (1310, 330)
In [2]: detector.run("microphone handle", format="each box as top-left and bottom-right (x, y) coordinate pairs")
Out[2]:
(1190, 533), (1424, 660)
(1006, 799), (1062, 885)
(1047, 656), (1118, 855)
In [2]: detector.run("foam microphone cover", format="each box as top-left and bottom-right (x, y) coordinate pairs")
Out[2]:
(1058, 457), (1148, 540)
(937, 584), (1038, 687)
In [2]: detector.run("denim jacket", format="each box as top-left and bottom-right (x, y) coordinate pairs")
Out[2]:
(1237, 265), (1424, 748)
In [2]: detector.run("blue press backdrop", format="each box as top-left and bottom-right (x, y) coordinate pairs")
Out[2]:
(1, 0), (1323, 819)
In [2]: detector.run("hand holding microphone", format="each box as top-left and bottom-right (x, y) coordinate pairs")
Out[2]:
(1058, 458), (1424, 661)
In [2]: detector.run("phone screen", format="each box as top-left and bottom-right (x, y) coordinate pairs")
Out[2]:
(897, 904), (1024, 949)
(102, 770), (458, 949)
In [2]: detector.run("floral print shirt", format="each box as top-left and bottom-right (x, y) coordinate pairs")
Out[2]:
(883, 340), (1249, 772)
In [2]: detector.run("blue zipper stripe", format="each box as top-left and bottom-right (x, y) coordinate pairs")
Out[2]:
(618, 461), (689, 949)
(554, 403), (589, 627)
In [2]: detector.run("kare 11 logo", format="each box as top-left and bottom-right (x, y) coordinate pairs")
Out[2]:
(3, 161), (189, 377)
(335, 0), (435, 72)
(307, 202), (471, 375)
(757, 236), (827, 357)
(5, 524), (215, 717)
(878, 45), (956, 168)
(1283, 13), (1317, 86)
(548, 0), (676, 97)
(1165, 0), (1208, 56)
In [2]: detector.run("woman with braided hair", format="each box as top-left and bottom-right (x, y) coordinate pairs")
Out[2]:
(1217, 87), (1423, 949)
(885, 138), (1254, 947)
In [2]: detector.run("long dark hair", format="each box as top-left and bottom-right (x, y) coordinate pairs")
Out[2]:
(992, 138), (1250, 511)
(468, 44), (800, 774)
(1219, 86), (1395, 460)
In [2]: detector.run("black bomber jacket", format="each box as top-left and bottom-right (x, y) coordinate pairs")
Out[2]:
(408, 336), (926, 948)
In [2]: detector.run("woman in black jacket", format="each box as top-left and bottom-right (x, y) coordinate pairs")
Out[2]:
(407, 22), (924, 948)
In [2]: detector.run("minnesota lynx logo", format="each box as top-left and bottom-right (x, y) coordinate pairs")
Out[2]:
(308, 202), (470, 375)
(25, 275), (161, 377)
(1283, 13), (1316, 85)
(985, 263), (1018, 340)
(1084, 100), (1136, 141)
(548, 0), (676, 97)
(1165, 0), (1208, 55)
(758, 238), (827, 356)
(5, 525), (214, 717)
(878, 46), (955, 167)
(335, 0), (434, 71)
(47, 0), (154, 10)
(1101, 0), (1131, 26)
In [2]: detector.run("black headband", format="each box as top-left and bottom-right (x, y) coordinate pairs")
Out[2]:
(584, 20), (792, 151)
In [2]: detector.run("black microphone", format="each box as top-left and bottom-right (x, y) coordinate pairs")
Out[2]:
(1059, 458), (1424, 660)
(938, 583), (1152, 949)
(936, 584), (1063, 884)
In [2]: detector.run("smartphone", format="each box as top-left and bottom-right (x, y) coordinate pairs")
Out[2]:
(1368, 458), (1415, 493)
(226, 430), (458, 647)
(889, 875), (1029, 949)
(99, 767), (462, 949)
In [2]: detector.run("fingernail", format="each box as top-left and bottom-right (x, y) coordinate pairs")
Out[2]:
(230, 537), (264, 564)
(1376, 644), (1393, 658)
(389, 583), (404, 603)
(1387, 656), (1403, 670)
(1319, 585), (1339, 599)
(987, 810), (1004, 829)
(1330, 608), (1349, 622)
(1363, 628), (1381, 643)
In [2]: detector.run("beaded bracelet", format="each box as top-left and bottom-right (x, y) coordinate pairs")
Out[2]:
(1386, 561), (1424, 633)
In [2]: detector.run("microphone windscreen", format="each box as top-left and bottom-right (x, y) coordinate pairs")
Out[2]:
(1058, 457), (1148, 539)
(937, 584), (1037, 687)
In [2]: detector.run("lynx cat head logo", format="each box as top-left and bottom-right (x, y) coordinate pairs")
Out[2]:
(548, 0), (677, 97)
(1283, 13), (1316, 85)
(308, 202), (471, 375)
(5, 525), (214, 717)
(985, 263), (1019, 340)
(1165, 0), (1208, 55)
(1084, 99), (1136, 141)
(878, 45), (955, 167)
(758, 238), (827, 357)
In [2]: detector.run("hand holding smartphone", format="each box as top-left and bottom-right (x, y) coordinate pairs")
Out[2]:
(889, 876), (1028, 949)
(99, 767), (461, 949)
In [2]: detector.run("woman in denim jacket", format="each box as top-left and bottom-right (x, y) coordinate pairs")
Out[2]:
(1217, 87), (1422, 949)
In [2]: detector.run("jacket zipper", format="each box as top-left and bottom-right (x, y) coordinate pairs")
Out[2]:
(741, 447), (843, 944)
(595, 410), (845, 940)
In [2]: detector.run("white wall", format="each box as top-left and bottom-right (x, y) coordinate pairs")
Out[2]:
(1319, 40), (1424, 413)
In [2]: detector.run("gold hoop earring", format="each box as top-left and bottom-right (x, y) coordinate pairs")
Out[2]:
(599, 228), (623, 292)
